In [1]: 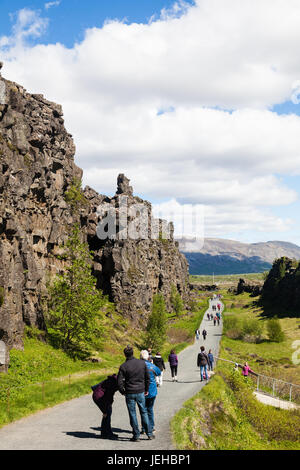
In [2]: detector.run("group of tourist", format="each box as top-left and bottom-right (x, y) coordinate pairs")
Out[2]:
(195, 328), (208, 341)
(91, 299), (223, 442)
(91, 341), (217, 441)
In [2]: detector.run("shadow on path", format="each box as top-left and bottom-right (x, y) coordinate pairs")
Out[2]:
(65, 428), (132, 442)
(64, 431), (98, 439)
(90, 426), (131, 435)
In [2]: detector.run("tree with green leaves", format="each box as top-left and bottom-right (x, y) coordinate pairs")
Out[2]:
(145, 293), (167, 352)
(170, 284), (183, 316)
(64, 178), (88, 214)
(46, 224), (105, 357)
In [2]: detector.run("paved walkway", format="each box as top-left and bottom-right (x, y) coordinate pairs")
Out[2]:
(254, 391), (300, 410)
(0, 299), (223, 450)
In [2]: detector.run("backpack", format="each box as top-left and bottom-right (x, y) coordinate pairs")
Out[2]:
(91, 381), (105, 400)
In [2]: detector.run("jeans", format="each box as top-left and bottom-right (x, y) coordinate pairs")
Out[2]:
(141, 396), (156, 434)
(125, 393), (151, 438)
(208, 361), (214, 371)
(200, 365), (208, 380)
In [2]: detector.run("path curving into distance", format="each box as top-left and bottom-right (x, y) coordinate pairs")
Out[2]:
(0, 298), (223, 450)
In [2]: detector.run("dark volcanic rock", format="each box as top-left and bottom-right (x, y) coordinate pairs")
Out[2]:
(84, 176), (190, 323)
(236, 278), (263, 296)
(0, 68), (82, 360)
(0, 66), (190, 365)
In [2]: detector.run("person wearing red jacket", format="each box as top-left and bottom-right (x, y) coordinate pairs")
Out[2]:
(242, 362), (255, 378)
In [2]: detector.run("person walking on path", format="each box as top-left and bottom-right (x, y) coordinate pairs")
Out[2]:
(92, 374), (119, 440)
(147, 348), (153, 363)
(197, 346), (209, 382)
(207, 349), (214, 371)
(117, 345), (154, 442)
(195, 329), (200, 340)
(202, 329), (207, 341)
(213, 316), (217, 326)
(140, 350), (161, 435)
(153, 352), (165, 387)
(242, 362), (255, 379)
(168, 349), (178, 382)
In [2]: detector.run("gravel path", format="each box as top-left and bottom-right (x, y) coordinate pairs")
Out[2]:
(0, 299), (223, 450)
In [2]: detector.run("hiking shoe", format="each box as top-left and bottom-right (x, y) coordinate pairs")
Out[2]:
(130, 436), (140, 442)
(148, 435), (155, 440)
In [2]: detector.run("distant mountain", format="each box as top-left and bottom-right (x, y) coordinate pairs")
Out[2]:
(179, 238), (300, 275)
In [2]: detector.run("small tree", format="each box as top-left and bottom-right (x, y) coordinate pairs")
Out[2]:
(170, 285), (183, 316)
(267, 317), (285, 343)
(64, 178), (88, 214)
(145, 293), (167, 351)
(46, 224), (105, 357)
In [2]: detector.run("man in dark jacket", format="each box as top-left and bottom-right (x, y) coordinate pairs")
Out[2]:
(197, 346), (209, 382)
(117, 345), (154, 442)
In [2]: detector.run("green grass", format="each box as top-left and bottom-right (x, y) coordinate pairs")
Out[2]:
(0, 313), (133, 428)
(220, 289), (300, 386)
(190, 273), (265, 285)
(171, 289), (300, 450)
(0, 292), (210, 428)
(0, 370), (108, 428)
(0, 335), (124, 428)
(171, 371), (300, 450)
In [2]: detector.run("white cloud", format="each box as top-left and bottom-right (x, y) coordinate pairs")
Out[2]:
(1, 0), (300, 240)
(9, 8), (48, 46)
(45, 1), (61, 10)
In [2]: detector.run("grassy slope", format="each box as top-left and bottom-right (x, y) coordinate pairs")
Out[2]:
(171, 288), (300, 450)
(0, 293), (210, 428)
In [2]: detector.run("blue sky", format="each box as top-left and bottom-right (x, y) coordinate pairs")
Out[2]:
(0, 0), (194, 46)
(1, 0), (300, 246)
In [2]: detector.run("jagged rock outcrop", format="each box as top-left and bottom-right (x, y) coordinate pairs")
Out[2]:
(236, 278), (263, 297)
(0, 66), (83, 368)
(83, 177), (189, 323)
(260, 257), (300, 316)
(189, 283), (219, 292)
(0, 66), (190, 367)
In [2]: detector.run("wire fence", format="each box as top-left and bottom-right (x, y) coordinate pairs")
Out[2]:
(216, 356), (300, 405)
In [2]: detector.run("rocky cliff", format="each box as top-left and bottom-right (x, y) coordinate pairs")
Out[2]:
(83, 174), (189, 323)
(0, 65), (189, 367)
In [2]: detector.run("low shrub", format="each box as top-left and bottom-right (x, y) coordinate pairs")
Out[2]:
(241, 319), (263, 339)
(267, 318), (285, 343)
(226, 328), (243, 340)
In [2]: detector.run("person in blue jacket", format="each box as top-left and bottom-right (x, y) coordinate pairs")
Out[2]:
(140, 350), (161, 435)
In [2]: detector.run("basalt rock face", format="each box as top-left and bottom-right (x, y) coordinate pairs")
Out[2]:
(83, 176), (190, 323)
(0, 70), (190, 363)
(0, 70), (82, 361)
(236, 278), (263, 297)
